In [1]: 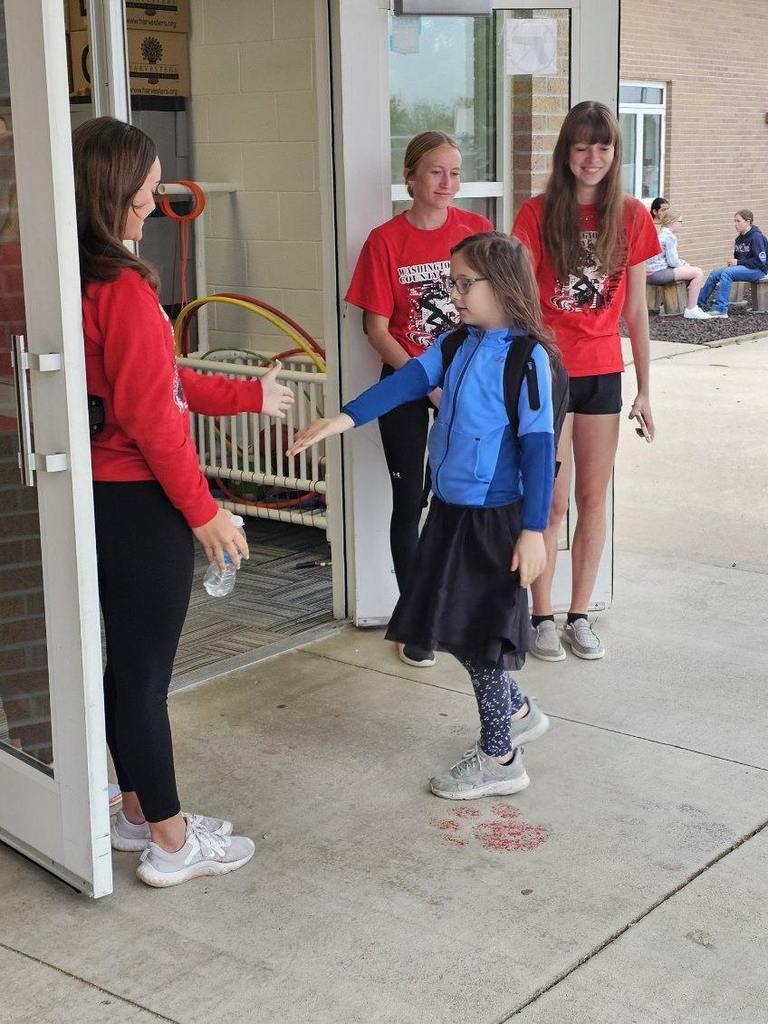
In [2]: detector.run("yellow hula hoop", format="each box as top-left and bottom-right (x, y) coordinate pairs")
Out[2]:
(174, 295), (327, 372)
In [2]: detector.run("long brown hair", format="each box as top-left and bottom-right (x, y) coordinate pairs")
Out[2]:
(403, 130), (459, 198)
(541, 101), (625, 280)
(72, 116), (159, 290)
(451, 232), (559, 364)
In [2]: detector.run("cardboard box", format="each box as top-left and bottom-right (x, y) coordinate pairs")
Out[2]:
(69, 28), (190, 98)
(68, 0), (190, 34)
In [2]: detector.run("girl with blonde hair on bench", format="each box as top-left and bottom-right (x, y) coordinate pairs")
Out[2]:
(646, 209), (711, 320)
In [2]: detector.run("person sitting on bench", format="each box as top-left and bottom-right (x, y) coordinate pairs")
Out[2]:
(697, 209), (768, 319)
(645, 209), (710, 320)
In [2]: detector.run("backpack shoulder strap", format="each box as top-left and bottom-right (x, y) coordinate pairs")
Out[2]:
(503, 334), (538, 438)
(440, 326), (469, 379)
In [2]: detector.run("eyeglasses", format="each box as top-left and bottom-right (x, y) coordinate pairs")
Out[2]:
(446, 275), (487, 296)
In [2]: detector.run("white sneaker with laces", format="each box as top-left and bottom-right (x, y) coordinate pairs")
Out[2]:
(111, 809), (233, 852)
(683, 306), (712, 320)
(136, 816), (255, 888)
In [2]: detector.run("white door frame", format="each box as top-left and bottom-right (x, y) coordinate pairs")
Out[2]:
(332, 0), (619, 624)
(0, 0), (111, 897)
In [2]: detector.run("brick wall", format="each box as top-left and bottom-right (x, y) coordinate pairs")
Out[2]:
(621, 0), (768, 272)
(510, 9), (570, 219)
(0, 9), (53, 767)
(188, 0), (323, 355)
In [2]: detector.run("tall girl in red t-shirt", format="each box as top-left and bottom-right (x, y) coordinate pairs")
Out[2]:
(73, 117), (294, 887)
(513, 101), (660, 662)
(345, 131), (492, 669)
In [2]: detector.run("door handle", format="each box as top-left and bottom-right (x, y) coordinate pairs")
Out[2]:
(10, 334), (69, 486)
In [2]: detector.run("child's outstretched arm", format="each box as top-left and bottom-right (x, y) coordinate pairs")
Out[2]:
(287, 413), (354, 456)
(288, 338), (447, 456)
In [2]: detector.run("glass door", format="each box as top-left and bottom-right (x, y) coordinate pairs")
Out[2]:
(0, 0), (110, 896)
(334, 0), (619, 624)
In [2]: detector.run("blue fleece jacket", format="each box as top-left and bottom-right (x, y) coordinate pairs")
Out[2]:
(733, 226), (768, 273)
(343, 326), (555, 530)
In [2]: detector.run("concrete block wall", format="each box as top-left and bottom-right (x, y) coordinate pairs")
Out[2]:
(188, 0), (324, 356)
(621, 0), (768, 272)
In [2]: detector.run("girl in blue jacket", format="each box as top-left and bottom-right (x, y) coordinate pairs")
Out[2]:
(288, 233), (558, 800)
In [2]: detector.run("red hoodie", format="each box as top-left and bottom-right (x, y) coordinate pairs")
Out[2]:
(83, 269), (264, 528)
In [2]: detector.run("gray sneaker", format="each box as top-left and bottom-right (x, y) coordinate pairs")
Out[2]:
(562, 618), (605, 660)
(509, 699), (550, 748)
(112, 809), (233, 852)
(429, 744), (529, 801)
(136, 817), (255, 888)
(529, 619), (566, 662)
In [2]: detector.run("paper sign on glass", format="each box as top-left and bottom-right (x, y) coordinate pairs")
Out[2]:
(504, 19), (558, 77)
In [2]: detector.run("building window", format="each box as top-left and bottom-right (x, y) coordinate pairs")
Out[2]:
(619, 82), (666, 201)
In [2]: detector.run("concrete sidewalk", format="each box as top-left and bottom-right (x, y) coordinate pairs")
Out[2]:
(2, 337), (767, 1024)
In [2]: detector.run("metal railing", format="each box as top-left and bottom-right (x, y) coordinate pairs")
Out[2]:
(178, 351), (328, 529)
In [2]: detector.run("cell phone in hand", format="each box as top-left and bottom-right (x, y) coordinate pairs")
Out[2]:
(634, 411), (652, 443)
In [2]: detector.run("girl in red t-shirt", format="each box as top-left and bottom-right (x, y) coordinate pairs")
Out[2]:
(345, 131), (492, 669)
(73, 117), (293, 887)
(513, 101), (660, 662)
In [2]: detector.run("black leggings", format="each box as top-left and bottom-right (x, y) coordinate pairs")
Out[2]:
(378, 364), (434, 594)
(93, 481), (194, 822)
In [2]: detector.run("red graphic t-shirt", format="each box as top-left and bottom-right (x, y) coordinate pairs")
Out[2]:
(345, 206), (493, 358)
(513, 195), (660, 377)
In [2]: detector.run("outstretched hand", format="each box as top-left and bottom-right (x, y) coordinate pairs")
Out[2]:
(260, 361), (295, 419)
(286, 413), (354, 457)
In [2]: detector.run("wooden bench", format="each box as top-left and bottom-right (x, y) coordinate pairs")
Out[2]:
(646, 280), (688, 316)
(750, 276), (768, 312)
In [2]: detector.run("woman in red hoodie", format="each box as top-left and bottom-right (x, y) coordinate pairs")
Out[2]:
(73, 117), (293, 887)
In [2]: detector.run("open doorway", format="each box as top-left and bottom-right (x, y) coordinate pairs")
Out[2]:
(65, 0), (344, 684)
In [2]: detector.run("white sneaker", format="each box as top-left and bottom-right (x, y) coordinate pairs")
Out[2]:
(706, 310), (728, 319)
(683, 306), (712, 320)
(136, 817), (255, 888)
(111, 809), (233, 852)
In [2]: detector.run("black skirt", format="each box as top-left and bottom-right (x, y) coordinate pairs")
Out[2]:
(385, 497), (529, 670)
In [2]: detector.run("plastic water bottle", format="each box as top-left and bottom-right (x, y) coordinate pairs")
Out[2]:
(203, 515), (246, 597)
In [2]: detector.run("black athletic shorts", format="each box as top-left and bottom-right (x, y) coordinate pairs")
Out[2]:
(568, 372), (623, 415)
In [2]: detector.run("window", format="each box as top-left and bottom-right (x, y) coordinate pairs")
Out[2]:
(619, 81), (666, 201)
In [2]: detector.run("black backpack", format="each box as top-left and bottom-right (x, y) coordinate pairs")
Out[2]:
(440, 327), (569, 469)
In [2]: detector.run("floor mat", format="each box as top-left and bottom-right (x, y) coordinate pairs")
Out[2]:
(174, 517), (333, 678)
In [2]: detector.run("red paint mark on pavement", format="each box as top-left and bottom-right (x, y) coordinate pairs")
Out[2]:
(434, 818), (466, 847)
(432, 802), (549, 853)
(473, 818), (549, 853)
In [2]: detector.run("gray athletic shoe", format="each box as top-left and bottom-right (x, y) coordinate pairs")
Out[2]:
(136, 817), (255, 888)
(111, 809), (233, 852)
(529, 619), (566, 662)
(429, 744), (530, 801)
(562, 618), (605, 660)
(509, 699), (551, 748)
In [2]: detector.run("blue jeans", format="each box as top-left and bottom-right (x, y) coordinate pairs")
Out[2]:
(698, 265), (764, 313)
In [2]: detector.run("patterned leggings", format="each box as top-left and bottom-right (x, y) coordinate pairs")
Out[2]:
(457, 655), (526, 757)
